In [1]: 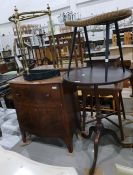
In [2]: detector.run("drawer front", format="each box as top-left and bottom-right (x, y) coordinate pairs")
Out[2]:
(11, 84), (62, 106)
(16, 104), (65, 137)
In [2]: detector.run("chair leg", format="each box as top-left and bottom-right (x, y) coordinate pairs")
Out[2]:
(105, 23), (110, 82)
(82, 91), (87, 131)
(115, 21), (125, 72)
(114, 95), (124, 140)
(84, 26), (92, 68)
(119, 91), (126, 120)
(90, 95), (94, 117)
(67, 27), (77, 76)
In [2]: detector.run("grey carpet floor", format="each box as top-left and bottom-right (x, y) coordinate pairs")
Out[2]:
(7, 94), (133, 175)
(11, 114), (133, 175)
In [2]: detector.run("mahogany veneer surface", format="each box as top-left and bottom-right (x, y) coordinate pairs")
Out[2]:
(10, 75), (79, 153)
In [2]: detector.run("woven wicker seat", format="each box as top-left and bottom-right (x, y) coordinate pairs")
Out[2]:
(66, 8), (132, 74)
(65, 9), (132, 27)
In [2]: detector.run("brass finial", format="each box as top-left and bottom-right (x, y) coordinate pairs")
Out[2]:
(47, 4), (51, 15)
(14, 6), (19, 18)
(47, 4), (50, 10)
(14, 6), (18, 12)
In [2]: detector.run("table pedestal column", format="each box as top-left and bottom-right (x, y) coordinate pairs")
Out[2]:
(82, 84), (121, 175)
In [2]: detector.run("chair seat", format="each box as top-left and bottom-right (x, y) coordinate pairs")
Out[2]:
(65, 9), (132, 27)
(78, 83), (123, 94)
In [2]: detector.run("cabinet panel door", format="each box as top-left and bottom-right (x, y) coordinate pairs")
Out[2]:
(12, 84), (62, 106)
(16, 104), (65, 137)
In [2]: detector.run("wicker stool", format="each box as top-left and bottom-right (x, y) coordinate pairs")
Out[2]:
(65, 8), (132, 74)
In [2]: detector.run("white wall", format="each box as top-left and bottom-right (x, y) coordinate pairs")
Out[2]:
(77, 0), (133, 18)
(0, 0), (70, 24)
(0, 0), (133, 51)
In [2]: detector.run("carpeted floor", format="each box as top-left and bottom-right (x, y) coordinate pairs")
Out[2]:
(0, 108), (21, 149)
(11, 114), (133, 175)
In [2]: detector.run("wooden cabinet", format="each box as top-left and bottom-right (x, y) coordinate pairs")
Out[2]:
(0, 63), (8, 73)
(10, 76), (79, 153)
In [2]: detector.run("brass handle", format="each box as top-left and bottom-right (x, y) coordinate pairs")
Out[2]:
(15, 93), (21, 97)
(45, 94), (50, 97)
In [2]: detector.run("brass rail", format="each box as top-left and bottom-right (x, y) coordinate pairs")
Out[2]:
(9, 4), (57, 72)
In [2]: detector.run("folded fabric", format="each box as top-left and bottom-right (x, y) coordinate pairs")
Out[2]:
(0, 146), (78, 175)
(115, 164), (133, 175)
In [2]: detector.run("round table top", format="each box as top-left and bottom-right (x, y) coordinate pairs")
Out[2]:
(63, 66), (131, 86)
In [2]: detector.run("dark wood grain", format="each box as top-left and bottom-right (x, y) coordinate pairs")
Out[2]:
(10, 76), (79, 153)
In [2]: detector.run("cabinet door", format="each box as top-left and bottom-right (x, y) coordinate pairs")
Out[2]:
(16, 103), (65, 137)
(11, 83), (66, 137)
(12, 83), (62, 107)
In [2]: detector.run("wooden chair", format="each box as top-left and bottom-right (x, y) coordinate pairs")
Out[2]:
(80, 83), (125, 134)
(48, 31), (84, 68)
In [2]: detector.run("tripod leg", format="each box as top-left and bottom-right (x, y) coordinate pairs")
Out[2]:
(89, 130), (101, 175)
(88, 126), (96, 138)
(82, 126), (96, 139)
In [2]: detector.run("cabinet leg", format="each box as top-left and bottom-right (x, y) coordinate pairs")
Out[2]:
(0, 128), (2, 137)
(21, 131), (27, 143)
(67, 143), (73, 153)
(129, 76), (133, 97)
(63, 137), (73, 153)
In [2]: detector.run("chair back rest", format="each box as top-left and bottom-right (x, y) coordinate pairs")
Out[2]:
(48, 31), (84, 68)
